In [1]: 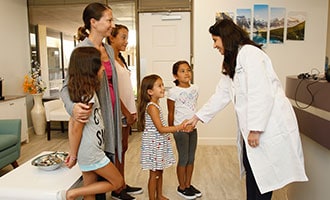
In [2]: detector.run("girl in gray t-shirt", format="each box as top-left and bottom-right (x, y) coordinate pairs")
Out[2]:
(58, 47), (123, 200)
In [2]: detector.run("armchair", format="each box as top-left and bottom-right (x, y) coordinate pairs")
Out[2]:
(44, 99), (70, 140)
(0, 119), (21, 169)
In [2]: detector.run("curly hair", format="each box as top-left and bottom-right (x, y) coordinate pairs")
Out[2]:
(68, 47), (101, 103)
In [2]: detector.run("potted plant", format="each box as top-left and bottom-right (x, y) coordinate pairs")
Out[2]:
(23, 60), (47, 135)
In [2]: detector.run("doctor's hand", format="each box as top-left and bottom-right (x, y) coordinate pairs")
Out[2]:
(183, 124), (194, 132)
(183, 115), (200, 129)
(248, 131), (261, 148)
(179, 119), (194, 132)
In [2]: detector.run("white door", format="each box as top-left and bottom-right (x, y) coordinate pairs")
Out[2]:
(139, 12), (191, 119)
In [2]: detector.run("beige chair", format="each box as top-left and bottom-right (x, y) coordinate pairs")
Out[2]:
(44, 99), (70, 140)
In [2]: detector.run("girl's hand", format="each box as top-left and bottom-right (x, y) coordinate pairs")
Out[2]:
(73, 103), (92, 123)
(177, 119), (188, 132)
(65, 154), (77, 169)
(248, 131), (261, 148)
(132, 113), (138, 122)
(179, 119), (193, 132)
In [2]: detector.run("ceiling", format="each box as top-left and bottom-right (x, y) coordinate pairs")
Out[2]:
(28, 0), (136, 37)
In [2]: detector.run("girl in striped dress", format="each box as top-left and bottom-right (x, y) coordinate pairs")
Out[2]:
(137, 74), (187, 200)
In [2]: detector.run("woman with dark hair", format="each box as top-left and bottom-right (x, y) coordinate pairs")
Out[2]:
(60, 2), (135, 200)
(185, 19), (308, 200)
(167, 60), (201, 199)
(107, 24), (143, 198)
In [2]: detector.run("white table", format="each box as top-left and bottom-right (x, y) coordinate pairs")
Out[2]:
(0, 151), (82, 200)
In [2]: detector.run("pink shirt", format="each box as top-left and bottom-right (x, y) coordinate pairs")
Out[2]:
(103, 61), (115, 109)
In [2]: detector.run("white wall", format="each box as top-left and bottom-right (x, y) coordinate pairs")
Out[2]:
(0, 0), (30, 96)
(193, 0), (329, 145)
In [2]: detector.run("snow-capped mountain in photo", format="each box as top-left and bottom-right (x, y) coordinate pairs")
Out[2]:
(270, 18), (285, 29)
(287, 14), (305, 27)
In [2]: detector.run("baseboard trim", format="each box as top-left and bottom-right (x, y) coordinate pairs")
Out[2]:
(197, 137), (236, 145)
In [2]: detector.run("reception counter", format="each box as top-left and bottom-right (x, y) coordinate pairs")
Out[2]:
(285, 76), (330, 200)
(286, 76), (330, 149)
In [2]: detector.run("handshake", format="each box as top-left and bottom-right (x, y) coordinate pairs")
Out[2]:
(175, 115), (200, 133)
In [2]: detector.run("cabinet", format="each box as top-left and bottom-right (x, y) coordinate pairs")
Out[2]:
(285, 76), (330, 149)
(285, 76), (330, 200)
(0, 96), (29, 143)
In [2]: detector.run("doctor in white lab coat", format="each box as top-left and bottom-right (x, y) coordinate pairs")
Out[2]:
(186, 19), (308, 199)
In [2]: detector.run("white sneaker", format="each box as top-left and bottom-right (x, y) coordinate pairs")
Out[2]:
(56, 190), (66, 200)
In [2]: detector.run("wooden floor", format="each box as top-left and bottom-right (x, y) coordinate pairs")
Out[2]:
(0, 130), (288, 200)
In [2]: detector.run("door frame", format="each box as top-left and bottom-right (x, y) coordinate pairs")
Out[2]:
(135, 0), (194, 89)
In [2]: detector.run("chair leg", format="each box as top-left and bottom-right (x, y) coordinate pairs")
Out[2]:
(60, 121), (65, 133)
(47, 121), (51, 140)
(11, 161), (19, 168)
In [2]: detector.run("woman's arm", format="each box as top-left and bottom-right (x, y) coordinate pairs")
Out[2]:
(195, 74), (232, 123)
(60, 77), (74, 115)
(120, 99), (136, 126)
(60, 77), (92, 123)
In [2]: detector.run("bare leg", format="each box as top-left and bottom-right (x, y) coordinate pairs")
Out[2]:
(177, 165), (186, 190)
(156, 170), (169, 200)
(148, 170), (158, 200)
(114, 126), (130, 193)
(67, 162), (123, 200)
(185, 164), (194, 187)
(67, 171), (98, 200)
(115, 126), (129, 179)
(158, 196), (169, 200)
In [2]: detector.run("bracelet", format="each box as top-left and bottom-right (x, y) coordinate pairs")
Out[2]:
(70, 156), (77, 161)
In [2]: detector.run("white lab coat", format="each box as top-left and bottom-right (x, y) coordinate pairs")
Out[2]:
(196, 45), (308, 193)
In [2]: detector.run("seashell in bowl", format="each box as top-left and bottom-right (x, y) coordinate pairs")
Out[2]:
(31, 152), (68, 171)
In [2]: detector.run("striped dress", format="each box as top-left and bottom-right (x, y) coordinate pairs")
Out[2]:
(141, 102), (176, 171)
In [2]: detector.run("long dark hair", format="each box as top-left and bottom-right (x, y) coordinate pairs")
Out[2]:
(209, 19), (262, 79)
(137, 74), (161, 131)
(107, 24), (130, 69)
(68, 47), (101, 103)
(76, 2), (112, 41)
(172, 60), (191, 86)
